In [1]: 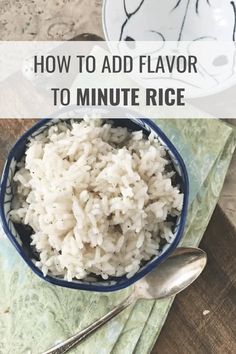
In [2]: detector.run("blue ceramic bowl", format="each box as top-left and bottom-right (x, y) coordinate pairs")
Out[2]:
(0, 116), (189, 292)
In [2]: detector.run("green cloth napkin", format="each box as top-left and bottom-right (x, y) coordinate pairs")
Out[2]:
(0, 119), (235, 354)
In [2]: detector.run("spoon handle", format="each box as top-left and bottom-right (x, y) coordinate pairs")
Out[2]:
(42, 294), (134, 354)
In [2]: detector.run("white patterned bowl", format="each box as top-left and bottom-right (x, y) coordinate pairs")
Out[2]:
(103, 0), (236, 41)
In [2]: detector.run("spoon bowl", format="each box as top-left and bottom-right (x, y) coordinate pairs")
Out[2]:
(134, 247), (207, 300)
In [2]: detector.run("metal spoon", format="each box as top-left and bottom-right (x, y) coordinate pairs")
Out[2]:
(43, 247), (207, 354)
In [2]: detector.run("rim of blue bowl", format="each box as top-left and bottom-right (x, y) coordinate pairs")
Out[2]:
(0, 118), (189, 292)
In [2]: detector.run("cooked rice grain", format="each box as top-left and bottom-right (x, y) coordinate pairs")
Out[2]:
(10, 119), (183, 281)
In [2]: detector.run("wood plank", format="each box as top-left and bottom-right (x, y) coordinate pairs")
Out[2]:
(0, 119), (36, 173)
(153, 205), (236, 354)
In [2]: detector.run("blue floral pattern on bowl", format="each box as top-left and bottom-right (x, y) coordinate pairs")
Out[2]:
(0, 115), (189, 292)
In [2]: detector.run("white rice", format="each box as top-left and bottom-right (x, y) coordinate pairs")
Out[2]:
(10, 119), (183, 281)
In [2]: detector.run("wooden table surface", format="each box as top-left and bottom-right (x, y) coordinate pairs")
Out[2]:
(0, 120), (236, 354)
